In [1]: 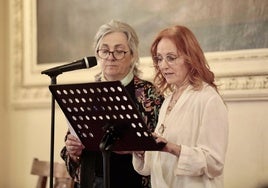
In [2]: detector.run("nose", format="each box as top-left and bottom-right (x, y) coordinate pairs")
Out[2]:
(107, 52), (115, 60)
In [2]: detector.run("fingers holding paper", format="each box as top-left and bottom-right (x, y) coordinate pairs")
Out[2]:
(65, 134), (85, 160)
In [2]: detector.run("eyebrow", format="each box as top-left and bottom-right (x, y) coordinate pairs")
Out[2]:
(100, 44), (128, 49)
(157, 52), (178, 56)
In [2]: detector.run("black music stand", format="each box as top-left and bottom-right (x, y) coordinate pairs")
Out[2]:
(49, 81), (164, 188)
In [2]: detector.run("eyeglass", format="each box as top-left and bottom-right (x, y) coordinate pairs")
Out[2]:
(97, 49), (128, 60)
(153, 54), (179, 65)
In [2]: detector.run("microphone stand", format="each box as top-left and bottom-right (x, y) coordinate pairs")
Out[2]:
(41, 71), (61, 188)
(41, 57), (97, 188)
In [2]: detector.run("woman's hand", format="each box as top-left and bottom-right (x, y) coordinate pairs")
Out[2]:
(153, 133), (181, 157)
(65, 134), (85, 162)
(152, 132), (168, 144)
(133, 151), (145, 158)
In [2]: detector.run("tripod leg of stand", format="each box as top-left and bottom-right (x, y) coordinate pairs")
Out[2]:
(99, 124), (119, 188)
(102, 150), (111, 188)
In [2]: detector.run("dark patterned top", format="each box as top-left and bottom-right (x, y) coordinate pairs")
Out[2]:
(60, 76), (164, 188)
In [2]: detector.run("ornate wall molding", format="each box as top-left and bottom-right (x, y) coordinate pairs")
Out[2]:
(207, 49), (268, 101)
(9, 0), (268, 109)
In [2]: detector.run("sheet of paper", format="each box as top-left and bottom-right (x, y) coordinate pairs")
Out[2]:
(66, 119), (81, 141)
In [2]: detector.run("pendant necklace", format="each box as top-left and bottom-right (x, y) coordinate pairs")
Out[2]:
(158, 81), (189, 136)
(158, 91), (179, 136)
(167, 93), (178, 113)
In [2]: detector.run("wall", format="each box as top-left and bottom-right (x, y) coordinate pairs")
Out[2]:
(0, 0), (8, 186)
(1, 0), (268, 188)
(225, 101), (268, 187)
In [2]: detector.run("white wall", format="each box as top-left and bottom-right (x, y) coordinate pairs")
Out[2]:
(6, 108), (67, 187)
(0, 0), (8, 186)
(225, 101), (268, 187)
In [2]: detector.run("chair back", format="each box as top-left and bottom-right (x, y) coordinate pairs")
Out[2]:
(31, 158), (74, 188)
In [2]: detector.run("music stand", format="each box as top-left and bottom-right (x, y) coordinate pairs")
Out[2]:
(49, 81), (164, 188)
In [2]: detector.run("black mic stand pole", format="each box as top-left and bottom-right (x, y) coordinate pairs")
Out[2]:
(49, 75), (57, 188)
(42, 71), (61, 188)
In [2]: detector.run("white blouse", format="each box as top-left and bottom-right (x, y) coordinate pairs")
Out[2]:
(133, 84), (229, 188)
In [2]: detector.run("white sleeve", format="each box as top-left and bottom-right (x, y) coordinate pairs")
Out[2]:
(132, 151), (151, 176)
(175, 95), (229, 178)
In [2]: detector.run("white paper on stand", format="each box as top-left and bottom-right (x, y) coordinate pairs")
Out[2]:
(66, 119), (81, 141)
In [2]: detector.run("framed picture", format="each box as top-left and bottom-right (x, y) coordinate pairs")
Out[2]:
(9, 0), (268, 108)
(36, 0), (268, 64)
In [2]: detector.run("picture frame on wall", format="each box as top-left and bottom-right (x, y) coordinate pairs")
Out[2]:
(9, 0), (268, 108)
(36, 0), (268, 64)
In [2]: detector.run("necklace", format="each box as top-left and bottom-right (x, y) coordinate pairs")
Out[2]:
(158, 92), (178, 135)
(166, 91), (180, 115)
(158, 82), (189, 136)
(158, 123), (166, 136)
(167, 94), (178, 113)
(166, 79), (190, 113)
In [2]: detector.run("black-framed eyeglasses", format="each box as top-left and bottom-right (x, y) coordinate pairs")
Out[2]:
(97, 49), (128, 60)
(153, 54), (179, 65)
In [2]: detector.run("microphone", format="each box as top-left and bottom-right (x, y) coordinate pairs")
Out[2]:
(41, 56), (97, 76)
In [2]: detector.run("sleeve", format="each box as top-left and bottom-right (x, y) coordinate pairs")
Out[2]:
(134, 79), (164, 132)
(133, 151), (152, 176)
(175, 95), (229, 178)
(60, 132), (81, 181)
(133, 79), (164, 176)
